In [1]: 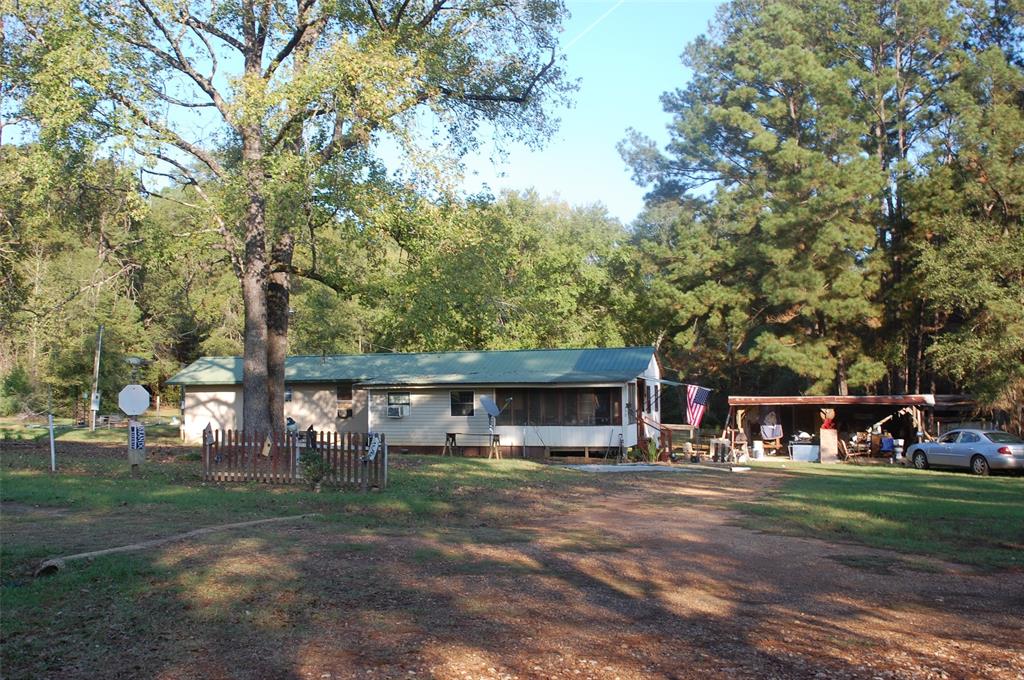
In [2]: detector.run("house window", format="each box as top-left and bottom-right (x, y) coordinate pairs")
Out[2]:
(284, 385), (293, 402)
(386, 391), (411, 418)
(387, 392), (410, 406)
(450, 391), (474, 416)
(649, 385), (660, 413)
(336, 382), (354, 419)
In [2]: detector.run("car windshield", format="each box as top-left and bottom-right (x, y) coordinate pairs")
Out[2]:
(985, 432), (1024, 444)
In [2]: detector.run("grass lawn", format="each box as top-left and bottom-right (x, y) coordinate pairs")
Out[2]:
(0, 416), (183, 445)
(0, 448), (581, 569)
(3, 446), (1024, 678)
(1, 446), (591, 677)
(736, 461), (1024, 569)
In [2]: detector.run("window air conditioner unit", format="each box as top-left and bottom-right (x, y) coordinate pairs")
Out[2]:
(387, 405), (409, 418)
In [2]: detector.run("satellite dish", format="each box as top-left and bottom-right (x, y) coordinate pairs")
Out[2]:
(480, 395), (502, 418)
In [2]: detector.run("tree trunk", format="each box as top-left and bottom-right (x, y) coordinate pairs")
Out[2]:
(835, 355), (849, 396)
(267, 232), (294, 434)
(240, 129), (271, 434)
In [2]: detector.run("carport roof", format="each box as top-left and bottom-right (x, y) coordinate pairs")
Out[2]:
(166, 346), (657, 387)
(727, 395), (937, 407)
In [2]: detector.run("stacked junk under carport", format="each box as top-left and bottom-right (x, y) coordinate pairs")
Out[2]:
(721, 394), (988, 463)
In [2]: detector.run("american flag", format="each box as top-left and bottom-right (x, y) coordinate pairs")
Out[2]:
(686, 384), (711, 428)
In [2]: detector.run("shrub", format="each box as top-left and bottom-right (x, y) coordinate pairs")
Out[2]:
(299, 443), (328, 491)
(646, 437), (659, 463)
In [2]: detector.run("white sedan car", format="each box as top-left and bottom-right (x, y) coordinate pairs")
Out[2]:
(906, 429), (1024, 475)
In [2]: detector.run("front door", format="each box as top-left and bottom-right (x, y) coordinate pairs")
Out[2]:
(951, 431), (981, 468)
(931, 431), (961, 466)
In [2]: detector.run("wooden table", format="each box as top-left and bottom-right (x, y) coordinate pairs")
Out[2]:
(442, 432), (502, 459)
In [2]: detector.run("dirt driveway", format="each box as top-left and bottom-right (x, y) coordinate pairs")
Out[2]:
(6, 463), (1023, 679)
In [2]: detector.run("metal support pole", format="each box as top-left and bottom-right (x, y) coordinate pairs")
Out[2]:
(47, 386), (56, 472)
(48, 414), (56, 472)
(89, 324), (104, 431)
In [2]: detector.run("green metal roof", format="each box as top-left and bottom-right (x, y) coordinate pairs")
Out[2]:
(166, 346), (656, 387)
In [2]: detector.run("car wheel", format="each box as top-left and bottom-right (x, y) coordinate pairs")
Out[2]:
(912, 451), (928, 470)
(970, 455), (990, 476)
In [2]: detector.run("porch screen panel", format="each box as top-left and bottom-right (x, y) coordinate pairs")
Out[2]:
(540, 390), (560, 426)
(494, 388), (622, 426)
(496, 389), (526, 426)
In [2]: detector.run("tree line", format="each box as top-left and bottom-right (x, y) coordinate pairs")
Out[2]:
(2, 0), (1021, 429)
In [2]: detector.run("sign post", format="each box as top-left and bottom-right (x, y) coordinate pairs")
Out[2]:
(47, 387), (56, 473)
(118, 384), (151, 477)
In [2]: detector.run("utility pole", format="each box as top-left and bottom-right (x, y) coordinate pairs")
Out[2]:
(89, 324), (104, 432)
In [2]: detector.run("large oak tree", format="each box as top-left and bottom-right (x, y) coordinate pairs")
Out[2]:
(10, 0), (572, 432)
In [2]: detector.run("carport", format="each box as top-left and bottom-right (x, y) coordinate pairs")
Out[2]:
(724, 395), (963, 463)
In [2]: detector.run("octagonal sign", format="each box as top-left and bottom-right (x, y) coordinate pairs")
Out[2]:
(118, 384), (151, 416)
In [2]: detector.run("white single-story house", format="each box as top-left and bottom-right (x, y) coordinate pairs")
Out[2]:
(166, 346), (669, 460)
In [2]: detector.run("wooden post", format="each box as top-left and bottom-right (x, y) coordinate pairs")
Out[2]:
(360, 433), (368, 493)
(382, 436), (388, 490)
(720, 405), (733, 439)
(334, 432), (340, 485)
(249, 431), (256, 479)
(202, 429), (209, 480)
(288, 432), (296, 483)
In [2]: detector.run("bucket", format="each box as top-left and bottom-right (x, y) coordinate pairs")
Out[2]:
(752, 440), (765, 459)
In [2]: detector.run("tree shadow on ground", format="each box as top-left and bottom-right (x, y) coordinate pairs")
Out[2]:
(5, 467), (1023, 679)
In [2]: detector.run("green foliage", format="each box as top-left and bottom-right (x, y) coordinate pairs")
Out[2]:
(624, 1), (887, 394)
(1, 139), (637, 418)
(0, 366), (38, 416)
(8, 0), (576, 432)
(0, 146), (162, 410)
(6, 0), (1021, 424)
(623, 0), (1024, 407)
(909, 23), (1024, 417)
(646, 437), (659, 463)
(374, 191), (633, 351)
(299, 443), (330, 491)
(917, 217), (1024, 410)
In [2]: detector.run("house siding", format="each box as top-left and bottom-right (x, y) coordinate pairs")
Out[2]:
(493, 424), (627, 450)
(368, 388), (494, 447)
(182, 386), (242, 442)
(336, 388), (369, 434)
(180, 383), (369, 442)
(285, 384), (334, 430)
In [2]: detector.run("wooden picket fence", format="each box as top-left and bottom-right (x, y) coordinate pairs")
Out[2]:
(201, 429), (387, 490)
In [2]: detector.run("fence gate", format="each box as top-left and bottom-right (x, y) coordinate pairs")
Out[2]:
(201, 429), (387, 490)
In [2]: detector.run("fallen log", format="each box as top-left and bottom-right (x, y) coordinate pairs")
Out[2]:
(34, 513), (322, 577)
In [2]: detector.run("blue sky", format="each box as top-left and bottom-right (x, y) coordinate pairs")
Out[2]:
(461, 0), (723, 225)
